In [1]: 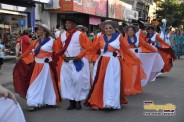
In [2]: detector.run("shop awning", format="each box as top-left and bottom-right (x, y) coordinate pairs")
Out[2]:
(32, 0), (53, 4)
(0, 10), (27, 16)
(0, 24), (9, 29)
(0, 0), (35, 7)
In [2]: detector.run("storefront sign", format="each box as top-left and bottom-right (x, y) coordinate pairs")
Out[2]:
(89, 16), (101, 25)
(51, 0), (107, 17)
(49, 0), (108, 17)
(60, 0), (73, 11)
(83, 0), (95, 15)
(108, 0), (116, 19)
(73, 0), (83, 13)
(115, 0), (123, 20)
(19, 19), (25, 26)
(73, 0), (95, 15)
(95, 0), (107, 17)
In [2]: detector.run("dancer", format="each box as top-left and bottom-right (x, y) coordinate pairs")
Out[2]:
(85, 20), (141, 110)
(18, 23), (61, 111)
(55, 17), (91, 110)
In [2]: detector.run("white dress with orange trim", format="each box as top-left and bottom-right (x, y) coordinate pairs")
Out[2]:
(0, 98), (25, 122)
(160, 32), (171, 46)
(85, 34), (144, 109)
(145, 33), (175, 72)
(122, 34), (145, 95)
(92, 35), (121, 109)
(130, 49), (164, 86)
(134, 31), (164, 86)
(26, 38), (60, 107)
(59, 31), (91, 101)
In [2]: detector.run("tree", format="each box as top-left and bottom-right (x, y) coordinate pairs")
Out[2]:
(156, 0), (184, 27)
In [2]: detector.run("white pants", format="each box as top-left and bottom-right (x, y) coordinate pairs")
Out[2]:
(60, 57), (90, 101)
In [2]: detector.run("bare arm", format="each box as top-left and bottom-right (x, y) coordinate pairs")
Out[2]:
(0, 85), (17, 104)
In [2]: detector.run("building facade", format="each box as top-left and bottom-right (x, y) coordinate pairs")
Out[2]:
(0, 0), (50, 48)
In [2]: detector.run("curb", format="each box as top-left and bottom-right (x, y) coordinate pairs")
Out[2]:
(3, 56), (16, 62)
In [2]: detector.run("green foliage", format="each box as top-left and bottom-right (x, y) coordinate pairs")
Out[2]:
(156, 0), (184, 27)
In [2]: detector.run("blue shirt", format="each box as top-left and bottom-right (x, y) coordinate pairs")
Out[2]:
(0, 44), (5, 58)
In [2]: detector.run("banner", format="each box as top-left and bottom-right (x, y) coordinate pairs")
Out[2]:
(89, 16), (101, 25)
(95, 0), (107, 17)
(108, 0), (116, 19)
(73, 0), (95, 15)
(60, 0), (73, 11)
(83, 0), (95, 15)
(50, 0), (108, 18)
(73, 0), (83, 13)
(115, 0), (123, 20)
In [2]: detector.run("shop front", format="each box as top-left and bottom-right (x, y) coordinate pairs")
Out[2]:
(0, 4), (29, 49)
(47, 0), (135, 35)
(0, 1), (51, 50)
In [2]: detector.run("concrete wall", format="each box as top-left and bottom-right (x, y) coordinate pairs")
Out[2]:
(35, 4), (57, 31)
(50, 13), (57, 31)
(148, 2), (157, 21)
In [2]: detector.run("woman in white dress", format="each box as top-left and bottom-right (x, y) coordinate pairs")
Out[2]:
(85, 20), (141, 110)
(19, 23), (61, 111)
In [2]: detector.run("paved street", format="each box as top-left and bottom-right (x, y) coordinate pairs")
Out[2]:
(1, 57), (184, 122)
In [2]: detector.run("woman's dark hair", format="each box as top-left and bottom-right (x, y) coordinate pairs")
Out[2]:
(175, 30), (180, 35)
(156, 26), (161, 33)
(165, 27), (171, 32)
(23, 30), (28, 35)
(127, 26), (136, 32)
(23, 29), (32, 35)
(34, 27), (39, 33)
(18, 31), (22, 36)
(56, 24), (60, 29)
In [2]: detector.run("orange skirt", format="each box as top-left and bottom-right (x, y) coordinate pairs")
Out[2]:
(122, 61), (145, 95)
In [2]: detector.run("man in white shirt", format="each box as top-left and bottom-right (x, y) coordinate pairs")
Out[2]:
(55, 24), (65, 39)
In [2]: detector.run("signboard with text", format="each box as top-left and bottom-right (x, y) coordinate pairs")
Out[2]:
(19, 19), (25, 26)
(89, 16), (101, 25)
(50, 0), (136, 21)
(73, 0), (95, 15)
(115, 0), (124, 20)
(94, 0), (107, 17)
(108, 0), (116, 19)
(60, 0), (73, 11)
